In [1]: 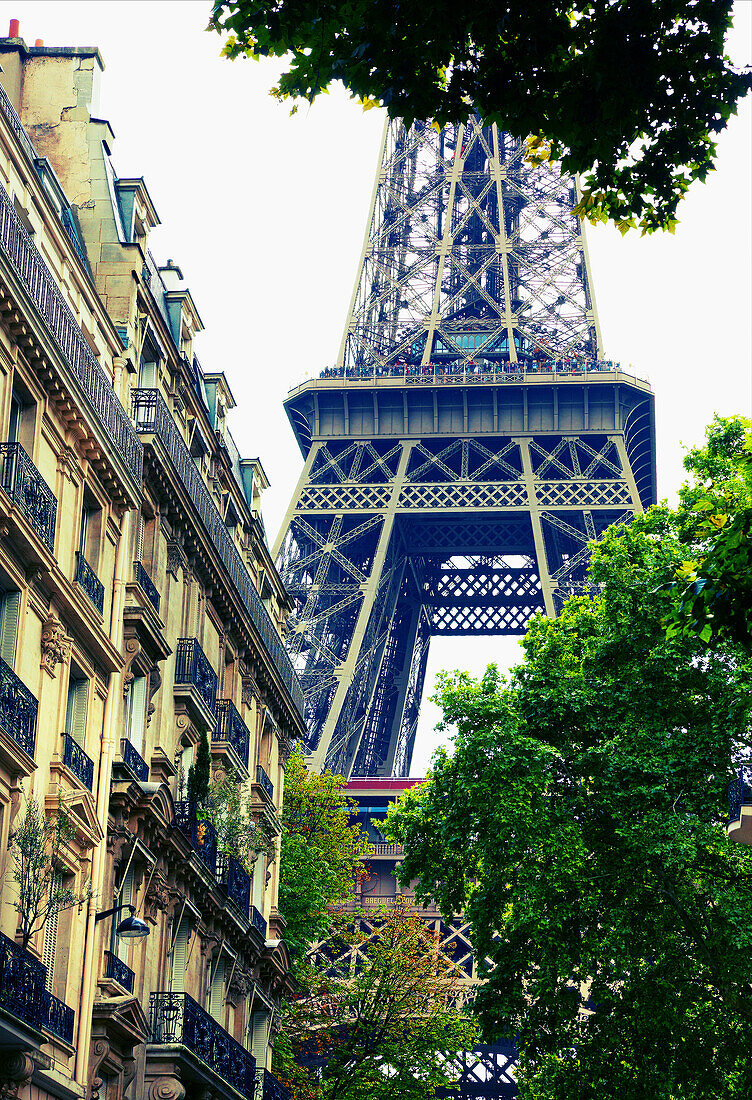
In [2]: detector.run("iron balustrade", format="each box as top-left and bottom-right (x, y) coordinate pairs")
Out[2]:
(0, 442), (57, 551)
(214, 699), (250, 768)
(120, 738), (149, 781)
(150, 991), (256, 1097)
(255, 765), (274, 803)
(728, 765), (752, 823)
(0, 930), (47, 1032)
(0, 655), (38, 757)
(132, 388), (304, 717)
(62, 733), (94, 791)
(173, 801), (218, 878)
(75, 551), (105, 614)
(104, 950), (135, 993)
(44, 989), (75, 1045)
(134, 560), (161, 612)
(218, 854), (251, 918)
(174, 638), (218, 715)
(372, 843), (402, 855)
(250, 906), (267, 939)
(257, 1068), (292, 1100)
(0, 184), (142, 484)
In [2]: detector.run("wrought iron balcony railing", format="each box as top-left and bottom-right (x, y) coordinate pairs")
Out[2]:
(257, 1068), (292, 1100)
(120, 738), (148, 781)
(0, 442), (57, 551)
(214, 699), (250, 769)
(174, 638), (218, 716)
(173, 801), (217, 878)
(44, 989), (75, 1044)
(132, 388), (303, 717)
(62, 733), (94, 791)
(0, 655), (38, 758)
(255, 764), (274, 804)
(218, 854), (251, 918)
(75, 551), (105, 614)
(728, 765), (752, 823)
(250, 906), (267, 939)
(0, 185), (142, 484)
(372, 843), (402, 856)
(0, 930), (46, 1032)
(134, 560), (161, 612)
(150, 991), (256, 1097)
(104, 950), (135, 994)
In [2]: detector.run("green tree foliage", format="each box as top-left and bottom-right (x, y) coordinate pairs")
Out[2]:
(387, 485), (752, 1097)
(8, 798), (94, 949)
(187, 728), (211, 806)
(664, 414), (752, 650)
(279, 750), (372, 964)
(197, 768), (276, 872)
(209, 0), (751, 233)
(275, 902), (478, 1100)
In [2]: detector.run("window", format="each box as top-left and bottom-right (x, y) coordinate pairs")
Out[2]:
(7, 384), (35, 452)
(126, 675), (147, 753)
(65, 672), (89, 744)
(42, 870), (64, 991)
(79, 491), (102, 568)
(178, 743), (193, 801)
(170, 916), (192, 993)
(0, 588), (21, 668)
(209, 956), (225, 1022)
(250, 1009), (270, 1063)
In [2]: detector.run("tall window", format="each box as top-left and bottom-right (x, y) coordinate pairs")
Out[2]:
(79, 492), (102, 567)
(42, 869), (64, 991)
(65, 671), (89, 745)
(209, 956), (225, 1022)
(126, 675), (147, 754)
(170, 916), (192, 993)
(0, 587), (21, 668)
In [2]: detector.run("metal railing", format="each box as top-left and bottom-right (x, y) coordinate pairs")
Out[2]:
(0, 930), (46, 1031)
(104, 950), (135, 994)
(120, 738), (148, 781)
(132, 388), (303, 717)
(0, 81), (38, 164)
(134, 560), (161, 613)
(0, 184), (142, 484)
(728, 765), (752, 824)
(218, 854), (251, 918)
(255, 764), (274, 803)
(214, 699), (250, 769)
(174, 638), (218, 715)
(62, 733), (94, 791)
(44, 989), (75, 1044)
(257, 1068), (292, 1100)
(75, 551), (104, 614)
(0, 441), (57, 550)
(173, 801), (217, 878)
(0, 655), (38, 757)
(150, 991), (256, 1097)
(250, 906), (267, 939)
(372, 843), (402, 855)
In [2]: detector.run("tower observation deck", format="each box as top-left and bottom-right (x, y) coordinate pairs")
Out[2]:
(274, 117), (656, 778)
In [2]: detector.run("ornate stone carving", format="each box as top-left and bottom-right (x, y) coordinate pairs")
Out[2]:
(144, 872), (169, 922)
(40, 615), (72, 677)
(146, 664), (162, 727)
(122, 636), (142, 698)
(0, 1051), (50, 1098)
(166, 539), (187, 579)
(147, 1077), (186, 1100)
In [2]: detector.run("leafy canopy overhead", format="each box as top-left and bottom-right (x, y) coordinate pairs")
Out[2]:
(386, 419), (752, 1098)
(210, 0), (751, 233)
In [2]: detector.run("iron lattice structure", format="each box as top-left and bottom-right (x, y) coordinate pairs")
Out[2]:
(275, 116), (656, 778)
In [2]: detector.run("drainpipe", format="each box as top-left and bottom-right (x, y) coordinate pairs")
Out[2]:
(74, 506), (133, 1087)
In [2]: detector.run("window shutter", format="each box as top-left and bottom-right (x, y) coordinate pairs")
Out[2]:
(0, 591), (21, 668)
(66, 679), (89, 743)
(171, 918), (190, 992)
(250, 1010), (269, 1062)
(209, 957), (225, 1021)
(134, 513), (145, 564)
(128, 676), (147, 752)
(115, 867), (134, 963)
(42, 870), (63, 991)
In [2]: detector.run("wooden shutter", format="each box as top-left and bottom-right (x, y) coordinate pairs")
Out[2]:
(128, 676), (147, 752)
(66, 678), (89, 743)
(42, 870), (63, 991)
(209, 957), (225, 1021)
(171, 918), (191, 992)
(134, 512), (145, 563)
(0, 590), (21, 668)
(250, 1010), (269, 1062)
(115, 867), (134, 963)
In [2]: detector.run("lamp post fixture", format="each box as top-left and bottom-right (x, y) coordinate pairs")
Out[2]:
(95, 903), (150, 940)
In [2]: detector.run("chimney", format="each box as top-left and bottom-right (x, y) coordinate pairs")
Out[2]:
(34, 39), (43, 47)
(8, 19), (20, 38)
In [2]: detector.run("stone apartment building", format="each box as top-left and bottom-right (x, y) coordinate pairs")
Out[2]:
(0, 24), (302, 1100)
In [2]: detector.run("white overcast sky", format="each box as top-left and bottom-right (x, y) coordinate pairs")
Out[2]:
(10, 1), (751, 773)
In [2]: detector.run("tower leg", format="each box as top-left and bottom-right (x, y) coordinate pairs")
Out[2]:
(517, 437), (557, 618)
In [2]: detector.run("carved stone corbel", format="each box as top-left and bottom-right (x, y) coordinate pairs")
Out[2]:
(122, 635), (142, 698)
(40, 615), (73, 677)
(146, 1077), (186, 1100)
(166, 539), (187, 579)
(146, 664), (162, 727)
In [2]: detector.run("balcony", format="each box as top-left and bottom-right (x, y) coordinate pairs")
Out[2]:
(250, 906), (267, 939)
(174, 638), (218, 728)
(256, 1068), (292, 1100)
(214, 700), (250, 770)
(62, 733), (94, 791)
(218, 855), (251, 918)
(75, 551), (105, 615)
(0, 184), (142, 486)
(173, 801), (217, 878)
(255, 765), (274, 804)
(150, 991), (256, 1098)
(44, 990), (75, 1045)
(132, 389), (303, 719)
(120, 738), (149, 781)
(134, 560), (161, 613)
(728, 765), (752, 843)
(104, 950), (135, 994)
(0, 931), (76, 1047)
(0, 656), (38, 760)
(0, 442), (57, 551)
(372, 843), (402, 856)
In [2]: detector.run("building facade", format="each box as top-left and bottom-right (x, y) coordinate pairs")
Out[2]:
(0, 26), (301, 1100)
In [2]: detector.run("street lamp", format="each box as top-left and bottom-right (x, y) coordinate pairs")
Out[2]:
(95, 903), (150, 940)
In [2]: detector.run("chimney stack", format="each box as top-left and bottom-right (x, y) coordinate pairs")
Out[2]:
(8, 19), (20, 38)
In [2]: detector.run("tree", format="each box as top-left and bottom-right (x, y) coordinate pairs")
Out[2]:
(187, 728), (211, 805)
(387, 488), (752, 1098)
(209, 0), (751, 233)
(8, 797), (94, 950)
(275, 901), (478, 1100)
(278, 750), (372, 964)
(197, 767), (276, 871)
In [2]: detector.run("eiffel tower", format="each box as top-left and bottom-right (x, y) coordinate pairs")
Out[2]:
(274, 117), (656, 778)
